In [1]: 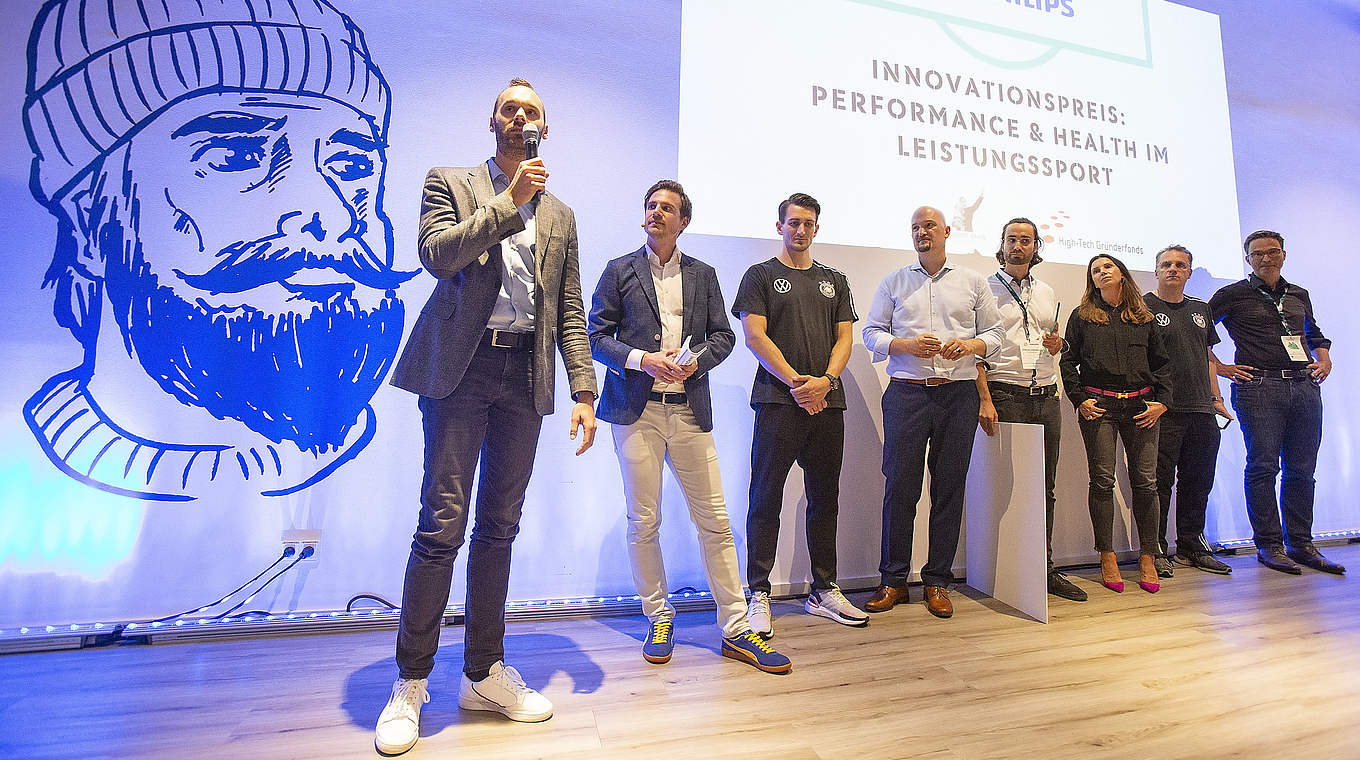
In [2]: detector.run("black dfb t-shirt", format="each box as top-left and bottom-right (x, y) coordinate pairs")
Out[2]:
(731, 257), (857, 409)
(1144, 292), (1221, 414)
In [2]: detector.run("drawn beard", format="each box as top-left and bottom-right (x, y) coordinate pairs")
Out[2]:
(98, 207), (405, 453)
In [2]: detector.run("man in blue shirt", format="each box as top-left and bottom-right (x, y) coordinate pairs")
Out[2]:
(863, 206), (1003, 619)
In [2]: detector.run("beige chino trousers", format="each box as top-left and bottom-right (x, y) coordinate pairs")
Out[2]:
(611, 401), (749, 638)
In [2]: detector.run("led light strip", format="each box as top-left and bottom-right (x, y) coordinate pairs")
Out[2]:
(0, 590), (718, 654)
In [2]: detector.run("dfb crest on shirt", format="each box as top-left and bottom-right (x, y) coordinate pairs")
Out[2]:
(1154, 313), (1171, 326)
(1192, 312), (1207, 329)
(819, 280), (836, 299)
(773, 278), (792, 294)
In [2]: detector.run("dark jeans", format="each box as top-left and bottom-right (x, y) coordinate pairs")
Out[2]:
(1155, 411), (1221, 556)
(1076, 396), (1160, 556)
(989, 383), (1062, 571)
(1231, 376), (1321, 549)
(396, 343), (544, 681)
(747, 403), (844, 594)
(880, 380), (980, 588)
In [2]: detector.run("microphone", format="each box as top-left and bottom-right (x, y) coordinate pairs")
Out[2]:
(522, 123), (540, 160)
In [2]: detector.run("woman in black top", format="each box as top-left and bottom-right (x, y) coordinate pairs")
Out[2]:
(1060, 255), (1172, 593)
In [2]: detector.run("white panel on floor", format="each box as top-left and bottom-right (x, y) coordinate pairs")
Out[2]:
(966, 422), (1049, 623)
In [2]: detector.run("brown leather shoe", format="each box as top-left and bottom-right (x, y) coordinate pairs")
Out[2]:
(924, 586), (953, 619)
(864, 584), (910, 612)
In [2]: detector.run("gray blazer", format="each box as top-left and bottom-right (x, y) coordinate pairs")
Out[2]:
(390, 164), (596, 414)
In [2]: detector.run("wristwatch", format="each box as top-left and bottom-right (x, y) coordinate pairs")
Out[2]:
(824, 374), (841, 392)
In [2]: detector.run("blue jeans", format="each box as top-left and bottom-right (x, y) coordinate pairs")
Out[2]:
(1076, 396), (1160, 555)
(396, 342), (544, 681)
(1231, 376), (1322, 549)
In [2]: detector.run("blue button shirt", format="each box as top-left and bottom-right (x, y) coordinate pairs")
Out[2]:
(863, 259), (1003, 381)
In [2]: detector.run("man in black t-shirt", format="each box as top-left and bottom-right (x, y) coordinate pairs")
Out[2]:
(1209, 229), (1342, 575)
(731, 193), (867, 638)
(1145, 245), (1234, 577)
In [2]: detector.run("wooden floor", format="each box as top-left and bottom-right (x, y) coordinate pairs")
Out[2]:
(2, 545), (1359, 760)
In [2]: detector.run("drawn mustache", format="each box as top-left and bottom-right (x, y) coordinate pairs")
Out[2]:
(174, 239), (417, 294)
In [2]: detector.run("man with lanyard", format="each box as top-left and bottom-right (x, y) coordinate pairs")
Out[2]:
(1209, 230), (1342, 575)
(863, 206), (1003, 618)
(975, 217), (1086, 602)
(1144, 245), (1234, 578)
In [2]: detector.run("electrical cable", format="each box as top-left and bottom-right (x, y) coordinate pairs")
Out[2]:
(346, 593), (398, 612)
(210, 546), (314, 620)
(130, 546), (296, 624)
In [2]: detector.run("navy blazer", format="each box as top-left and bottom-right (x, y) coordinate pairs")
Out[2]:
(588, 247), (735, 431)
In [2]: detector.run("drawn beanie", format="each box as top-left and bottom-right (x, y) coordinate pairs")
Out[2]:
(23, 0), (390, 207)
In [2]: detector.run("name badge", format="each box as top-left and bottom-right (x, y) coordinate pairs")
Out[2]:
(1020, 339), (1045, 370)
(1281, 335), (1310, 362)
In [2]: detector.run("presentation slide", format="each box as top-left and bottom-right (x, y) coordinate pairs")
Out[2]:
(679, 0), (1242, 277)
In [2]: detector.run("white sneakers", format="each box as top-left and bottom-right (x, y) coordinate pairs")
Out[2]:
(747, 590), (774, 639)
(374, 678), (428, 755)
(373, 662), (551, 754)
(806, 585), (869, 627)
(458, 661), (553, 723)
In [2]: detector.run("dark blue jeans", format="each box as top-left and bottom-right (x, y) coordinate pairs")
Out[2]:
(1231, 376), (1322, 549)
(880, 380), (980, 588)
(396, 342), (544, 681)
(1076, 396), (1160, 556)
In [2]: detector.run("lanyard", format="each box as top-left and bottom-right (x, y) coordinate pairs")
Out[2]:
(1255, 283), (1294, 334)
(995, 272), (1034, 340)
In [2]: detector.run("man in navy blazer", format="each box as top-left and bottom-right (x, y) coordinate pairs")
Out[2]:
(589, 180), (790, 674)
(377, 79), (597, 756)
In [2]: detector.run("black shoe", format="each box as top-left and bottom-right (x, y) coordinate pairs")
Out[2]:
(1173, 551), (1232, 575)
(1153, 556), (1175, 578)
(1286, 545), (1346, 575)
(1256, 546), (1303, 575)
(1047, 570), (1088, 601)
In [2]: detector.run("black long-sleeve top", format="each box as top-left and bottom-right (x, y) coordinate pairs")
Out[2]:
(1060, 302), (1173, 409)
(1208, 274), (1330, 369)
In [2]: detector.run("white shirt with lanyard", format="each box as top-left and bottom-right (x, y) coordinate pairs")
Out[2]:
(985, 271), (1059, 385)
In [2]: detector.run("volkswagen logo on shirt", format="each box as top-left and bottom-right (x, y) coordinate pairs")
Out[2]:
(819, 280), (836, 299)
(1154, 313), (1171, 326)
(1192, 312), (1207, 329)
(773, 278), (792, 294)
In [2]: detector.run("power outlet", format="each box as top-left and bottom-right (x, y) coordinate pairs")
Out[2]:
(281, 529), (322, 566)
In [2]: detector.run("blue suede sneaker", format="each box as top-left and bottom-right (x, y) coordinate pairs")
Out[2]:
(722, 631), (792, 674)
(642, 618), (674, 664)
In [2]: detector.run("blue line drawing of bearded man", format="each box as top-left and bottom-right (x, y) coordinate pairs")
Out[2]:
(21, 0), (414, 501)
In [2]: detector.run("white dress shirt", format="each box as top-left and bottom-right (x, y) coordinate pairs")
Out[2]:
(982, 269), (1061, 387)
(625, 245), (685, 392)
(485, 158), (537, 332)
(863, 259), (1003, 381)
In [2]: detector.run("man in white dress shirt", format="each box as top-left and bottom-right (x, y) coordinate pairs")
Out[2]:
(975, 217), (1087, 602)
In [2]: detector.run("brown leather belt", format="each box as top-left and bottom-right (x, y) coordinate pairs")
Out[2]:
(893, 377), (955, 387)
